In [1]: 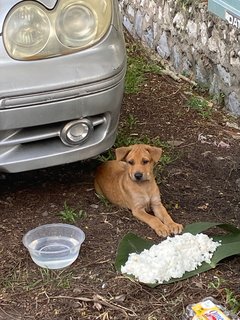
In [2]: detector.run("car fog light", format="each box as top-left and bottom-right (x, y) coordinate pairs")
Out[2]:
(60, 119), (93, 146)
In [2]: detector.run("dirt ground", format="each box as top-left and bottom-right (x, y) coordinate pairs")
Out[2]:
(1, 37), (240, 320)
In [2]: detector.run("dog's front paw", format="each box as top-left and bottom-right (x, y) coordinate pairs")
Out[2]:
(167, 222), (183, 235)
(153, 221), (170, 237)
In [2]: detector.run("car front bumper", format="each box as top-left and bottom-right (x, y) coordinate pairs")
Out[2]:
(0, 24), (126, 173)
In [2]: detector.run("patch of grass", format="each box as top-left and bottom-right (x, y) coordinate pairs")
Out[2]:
(208, 276), (225, 289)
(225, 288), (240, 314)
(126, 114), (138, 130)
(95, 193), (111, 208)
(197, 82), (210, 94)
(187, 95), (212, 118)
(98, 129), (170, 163)
(212, 91), (225, 107)
(125, 45), (162, 94)
(31, 269), (73, 290)
(177, 0), (198, 7)
(2, 267), (27, 291)
(1, 264), (73, 292)
(208, 277), (240, 315)
(125, 56), (146, 94)
(181, 70), (190, 78)
(115, 129), (156, 149)
(58, 201), (86, 224)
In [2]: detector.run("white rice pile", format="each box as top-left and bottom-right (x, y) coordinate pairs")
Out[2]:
(121, 232), (221, 284)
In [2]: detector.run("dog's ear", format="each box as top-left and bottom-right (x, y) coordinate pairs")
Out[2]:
(147, 146), (162, 163)
(115, 146), (132, 161)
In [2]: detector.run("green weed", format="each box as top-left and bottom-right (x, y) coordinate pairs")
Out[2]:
(197, 82), (210, 94)
(208, 276), (225, 290)
(224, 288), (240, 314)
(33, 269), (73, 289)
(125, 46), (162, 94)
(181, 70), (190, 78)
(177, 0), (196, 7)
(1, 264), (73, 292)
(208, 277), (240, 314)
(114, 130), (154, 149)
(2, 267), (27, 291)
(125, 56), (146, 94)
(95, 193), (111, 208)
(187, 96), (212, 118)
(212, 91), (225, 107)
(58, 201), (86, 223)
(126, 114), (138, 130)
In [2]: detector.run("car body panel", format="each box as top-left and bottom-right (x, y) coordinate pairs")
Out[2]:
(0, 0), (126, 172)
(0, 1), (63, 33)
(0, 26), (125, 105)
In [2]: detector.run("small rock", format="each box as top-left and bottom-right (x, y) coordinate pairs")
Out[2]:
(90, 204), (99, 209)
(73, 288), (82, 294)
(101, 283), (107, 289)
(197, 203), (209, 210)
(217, 141), (230, 148)
(216, 156), (226, 161)
(236, 178), (240, 190)
(229, 132), (240, 140)
(167, 140), (184, 147)
(114, 294), (126, 302)
(42, 211), (48, 217)
(226, 121), (240, 130)
(202, 151), (212, 157)
(70, 301), (81, 309)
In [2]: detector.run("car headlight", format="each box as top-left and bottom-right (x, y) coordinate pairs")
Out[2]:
(56, 3), (97, 47)
(3, 0), (112, 60)
(3, 3), (50, 59)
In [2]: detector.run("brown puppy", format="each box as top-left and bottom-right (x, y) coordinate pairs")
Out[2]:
(94, 144), (183, 237)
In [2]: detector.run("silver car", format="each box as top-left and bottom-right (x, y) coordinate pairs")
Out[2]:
(0, 0), (126, 173)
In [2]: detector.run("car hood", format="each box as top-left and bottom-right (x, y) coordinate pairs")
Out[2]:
(0, 0), (57, 33)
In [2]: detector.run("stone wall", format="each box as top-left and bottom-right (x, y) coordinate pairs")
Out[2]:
(118, 0), (240, 116)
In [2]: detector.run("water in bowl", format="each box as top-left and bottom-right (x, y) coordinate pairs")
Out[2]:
(28, 236), (80, 269)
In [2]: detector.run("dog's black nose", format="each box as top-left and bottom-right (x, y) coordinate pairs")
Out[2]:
(134, 172), (143, 180)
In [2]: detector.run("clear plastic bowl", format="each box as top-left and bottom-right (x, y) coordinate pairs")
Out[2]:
(23, 223), (85, 269)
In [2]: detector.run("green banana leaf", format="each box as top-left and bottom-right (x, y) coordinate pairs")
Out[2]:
(115, 222), (240, 287)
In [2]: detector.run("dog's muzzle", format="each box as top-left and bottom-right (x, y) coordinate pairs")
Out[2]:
(134, 172), (143, 181)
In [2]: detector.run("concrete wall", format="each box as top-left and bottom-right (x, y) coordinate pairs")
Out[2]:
(119, 0), (240, 116)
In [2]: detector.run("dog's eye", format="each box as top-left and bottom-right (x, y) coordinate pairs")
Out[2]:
(128, 160), (134, 165)
(142, 159), (149, 164)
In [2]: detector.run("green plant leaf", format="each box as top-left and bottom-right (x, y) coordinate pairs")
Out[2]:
(183, 221), (240, 235)
(115, 222), (240, 287)
(115, 233), (153, 272)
